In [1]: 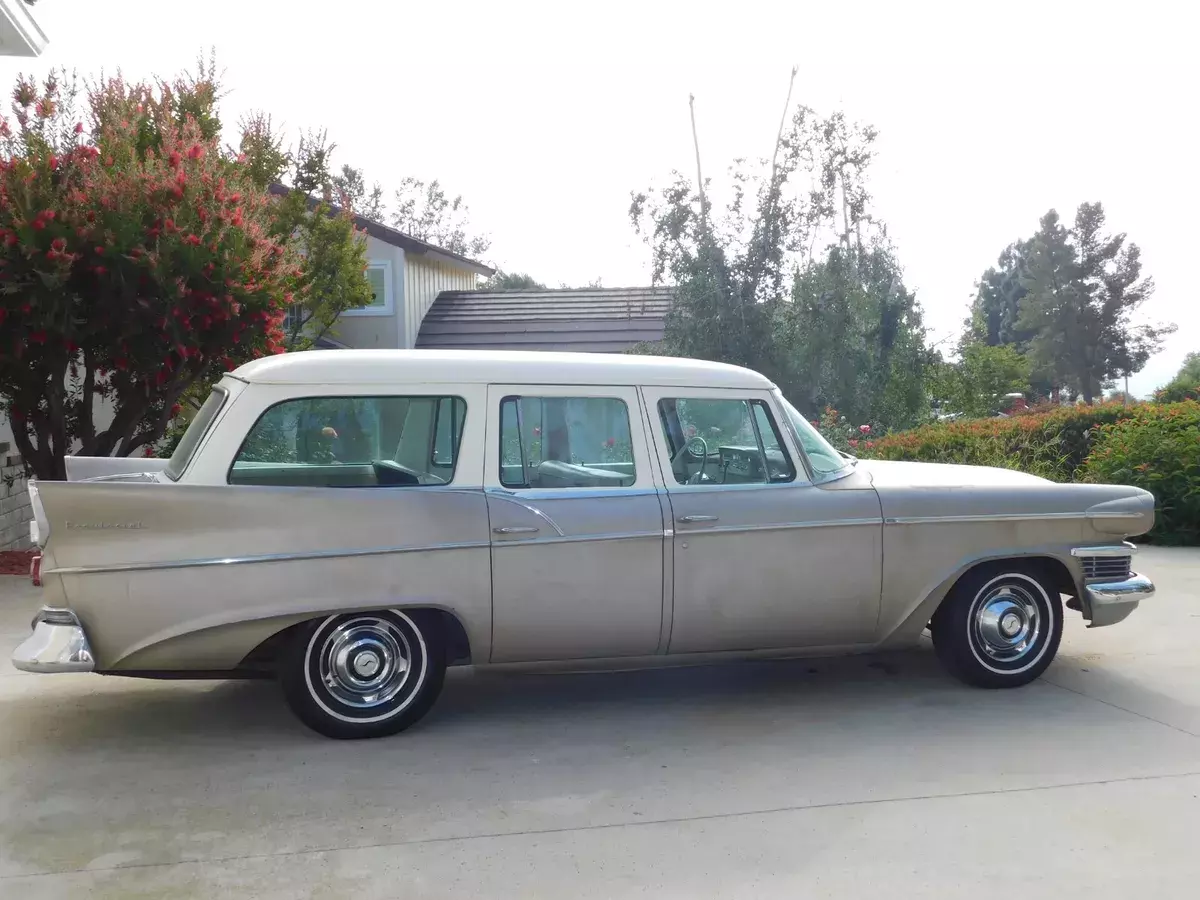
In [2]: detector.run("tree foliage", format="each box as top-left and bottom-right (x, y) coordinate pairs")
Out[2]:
(479, 270), (546, 291)
(332, 163), (384, 222)
(1162, 351), (1200, 395)
(970, 203), (1173, 403)
(391, 177), (490, 259)
(930, 343), (1031, 419)
(630, 85), (930, 430)
(0, 64), (372, 478)
(234, 122), (373, 350)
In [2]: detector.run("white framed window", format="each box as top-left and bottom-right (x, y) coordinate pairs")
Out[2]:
(341, 259), (394, 317)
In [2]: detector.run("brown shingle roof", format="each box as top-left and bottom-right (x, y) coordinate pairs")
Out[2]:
(415, 287), (674, 352)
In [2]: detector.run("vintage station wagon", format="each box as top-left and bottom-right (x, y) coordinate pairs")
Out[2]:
(14, 350), (1156, 739)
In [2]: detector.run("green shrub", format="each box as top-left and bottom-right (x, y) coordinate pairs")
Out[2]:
(1154, 383), (1200, 404)
(1081, 402), (1200, 545)
(867, 401), (1136, 481)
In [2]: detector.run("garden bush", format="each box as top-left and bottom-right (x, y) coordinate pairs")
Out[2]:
(1154, 383), (1200, 404)
(866, 401), (1137, 481)
(1081, 402), (1200, 545)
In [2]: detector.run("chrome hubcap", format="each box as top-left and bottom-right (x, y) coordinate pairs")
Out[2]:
(972, 584), (1041, 663)
(318, 616), (411, 709)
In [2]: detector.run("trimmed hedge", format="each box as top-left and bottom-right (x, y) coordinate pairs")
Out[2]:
(1081, 403), (1200, 545)
(867, 401), (1137, 481)
(867, 400), (1200, 544)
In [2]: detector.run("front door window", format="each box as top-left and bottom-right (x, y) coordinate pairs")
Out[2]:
(657, 397), (795, 485)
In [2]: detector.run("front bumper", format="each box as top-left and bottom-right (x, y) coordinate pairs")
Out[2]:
(1084, 573), (1155, 628)
(12, 607), (95, 673)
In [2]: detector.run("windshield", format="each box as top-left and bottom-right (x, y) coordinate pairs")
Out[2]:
(773, 391), (851, 478)
(163, 387), (228, 481)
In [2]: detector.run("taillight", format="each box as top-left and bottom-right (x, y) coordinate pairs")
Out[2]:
(30, 552), (42, 587)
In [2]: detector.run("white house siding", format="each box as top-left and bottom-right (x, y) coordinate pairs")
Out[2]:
(404, 256), (477, 349)
(329, 235), (407, 350)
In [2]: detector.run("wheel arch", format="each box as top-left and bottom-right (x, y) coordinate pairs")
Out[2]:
(879, 551), (1078, 650)
(929, 556), (1075, 625)
(239, 605), (474, 674)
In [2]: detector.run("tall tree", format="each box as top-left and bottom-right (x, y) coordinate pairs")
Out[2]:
(391, 177), (490, 258)
(332, 163), (385, 222)
(1018, 203), (1173, 402)
(235, 122), (374, 350)
(780, 242), (929, 427)
(630, 80), (930, 429)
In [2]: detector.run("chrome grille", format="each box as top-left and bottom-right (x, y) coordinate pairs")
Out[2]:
(1080, 555), (1132, 582)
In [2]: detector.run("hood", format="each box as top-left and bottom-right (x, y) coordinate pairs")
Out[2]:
(856, 459), (1050, 488)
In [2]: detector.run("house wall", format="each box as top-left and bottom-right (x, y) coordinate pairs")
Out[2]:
(331, 235), (407, 350)
(404, 255), (478, 349)
(1, 448), (31, 550)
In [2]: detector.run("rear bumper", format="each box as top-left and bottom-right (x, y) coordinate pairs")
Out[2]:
(1084, 573), (1155, 628)
(12, 608), (95, 673)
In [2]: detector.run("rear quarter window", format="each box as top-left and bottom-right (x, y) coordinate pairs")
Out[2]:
(164, 387), (228, 481)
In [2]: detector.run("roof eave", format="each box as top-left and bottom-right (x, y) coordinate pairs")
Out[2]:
(266, 183), (495, 276)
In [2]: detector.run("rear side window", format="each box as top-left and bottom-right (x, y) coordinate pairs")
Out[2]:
(229, 395), (466, 488)
(500, 395), (635, 489)
(164, 387), (228, 481)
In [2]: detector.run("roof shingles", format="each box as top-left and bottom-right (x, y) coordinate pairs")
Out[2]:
(416, 287), (673, 353)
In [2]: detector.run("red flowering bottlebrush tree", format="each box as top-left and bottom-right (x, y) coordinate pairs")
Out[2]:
(0, 71), (296, 479)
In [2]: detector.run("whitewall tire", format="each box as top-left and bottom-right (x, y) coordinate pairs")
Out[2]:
(281, 610), (446, 739)
(931, 564), (1063, 688)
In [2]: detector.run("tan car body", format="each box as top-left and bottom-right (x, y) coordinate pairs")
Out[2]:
(20, 350), (1155, 677)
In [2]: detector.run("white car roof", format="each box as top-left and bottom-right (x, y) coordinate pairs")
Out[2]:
(230, 349), (775, 390)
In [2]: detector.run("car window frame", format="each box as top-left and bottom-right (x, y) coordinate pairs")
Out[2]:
(640, 386), (811, 491)
(430, 395), (466, 469)
(484, 384), (656, 495)
(164, 386), (229, 481)
(225, 392), (469, 488)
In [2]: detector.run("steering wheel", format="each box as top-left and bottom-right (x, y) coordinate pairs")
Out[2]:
(672, 435), (709, 484)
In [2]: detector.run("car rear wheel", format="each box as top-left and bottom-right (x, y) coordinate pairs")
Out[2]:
(280, 609), (446, 739)
(931, 564), (1063, 688)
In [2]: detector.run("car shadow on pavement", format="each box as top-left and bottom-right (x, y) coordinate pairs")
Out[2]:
(3, 642), (979, 749)
(7, 638), (1194, 755)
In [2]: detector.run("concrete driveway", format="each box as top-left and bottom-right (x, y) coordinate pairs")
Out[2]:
(1, 548), (1198, 898)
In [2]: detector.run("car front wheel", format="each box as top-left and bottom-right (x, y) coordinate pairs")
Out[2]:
(280, 610), (446, 739)
(931, 564), (1063, 688)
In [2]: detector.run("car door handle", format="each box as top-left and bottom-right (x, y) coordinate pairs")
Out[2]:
(677, 515), (719, 524)
(493, 526), (540, 535)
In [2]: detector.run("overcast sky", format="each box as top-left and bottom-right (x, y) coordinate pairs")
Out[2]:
(8, 0), (1196, 395)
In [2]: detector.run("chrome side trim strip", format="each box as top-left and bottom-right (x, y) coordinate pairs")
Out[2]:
(663, 482), (806, 495)
(490, 487), (659, 500)
(1071, 542), (1137, 557)
(45, 539), (492, 576)
(492, 529), (667, 548)
(884, 511), (1126, 525)
(678, 517), (882, 535)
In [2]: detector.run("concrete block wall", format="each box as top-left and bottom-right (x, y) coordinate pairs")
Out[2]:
(1, 446), (32, 551)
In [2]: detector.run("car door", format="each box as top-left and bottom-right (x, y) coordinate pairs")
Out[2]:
(640, 386), (882, 653)
(484, 384), (669, 662)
